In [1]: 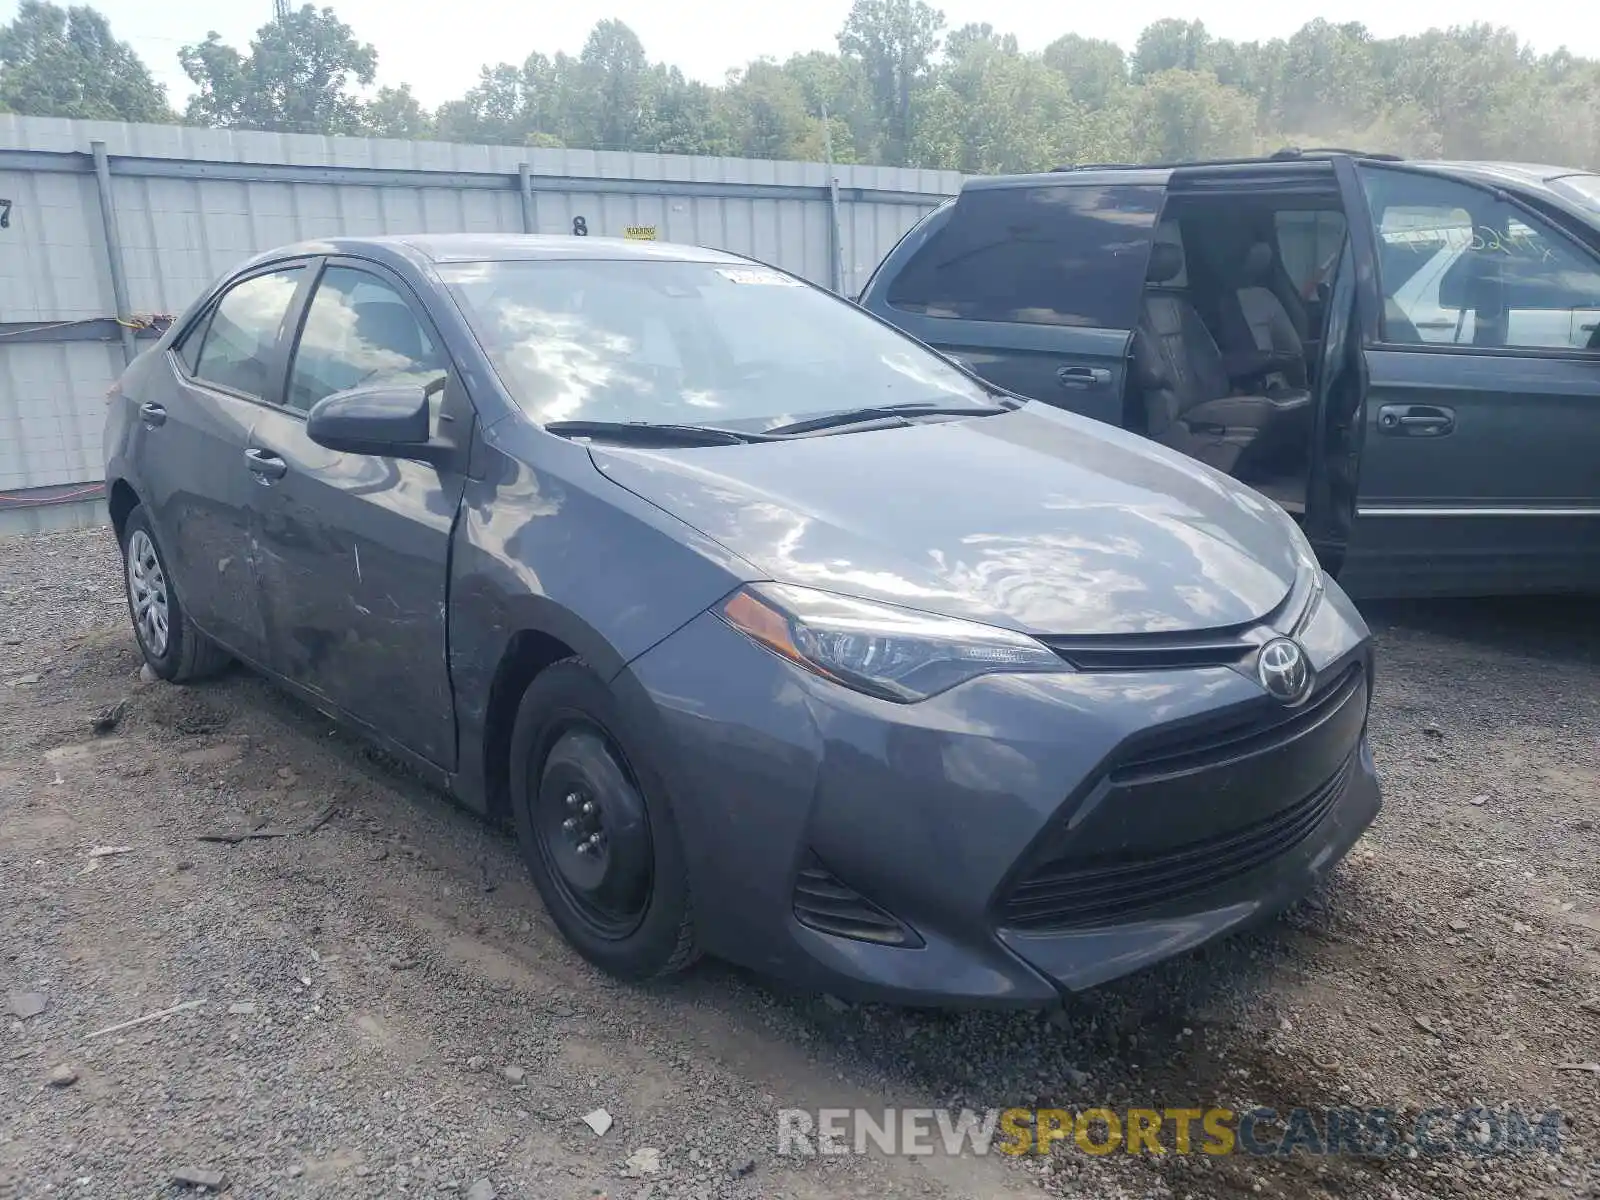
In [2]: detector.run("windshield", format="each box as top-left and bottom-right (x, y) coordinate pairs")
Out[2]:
(440, 258), (994, 429)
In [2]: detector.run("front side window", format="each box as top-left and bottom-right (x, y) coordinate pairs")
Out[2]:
(287, 266), (446, 413)
(192, 267), (304, 399)
(1361, 167), (1600, 352)
(884, 183), (1164, 329)
(441, 259), (994, 429)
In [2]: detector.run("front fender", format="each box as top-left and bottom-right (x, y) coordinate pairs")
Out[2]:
(446, 424), (759, 810)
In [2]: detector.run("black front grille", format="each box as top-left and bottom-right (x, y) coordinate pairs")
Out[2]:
(1113, 664), (1365, 785)
(998, 662), (1368, 932)
(793, 857), (922, 947)
(1002, 757), (1352, 930)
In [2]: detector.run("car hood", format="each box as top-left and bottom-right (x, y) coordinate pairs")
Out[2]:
(588, 406), (1303, 636)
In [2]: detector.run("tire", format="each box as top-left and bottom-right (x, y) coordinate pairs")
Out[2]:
(509, 658), (699, 980)
(120, 505), (231, 683)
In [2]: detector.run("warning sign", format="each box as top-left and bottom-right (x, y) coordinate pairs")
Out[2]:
(623, 225), (658, 241)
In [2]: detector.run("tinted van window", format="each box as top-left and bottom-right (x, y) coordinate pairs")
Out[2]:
(885, 183), (1163, 329)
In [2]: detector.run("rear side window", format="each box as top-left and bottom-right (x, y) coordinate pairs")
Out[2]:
(885, 183), (1163, 329)
(193, 268), (305, 400)
(173, 310), (209, 375)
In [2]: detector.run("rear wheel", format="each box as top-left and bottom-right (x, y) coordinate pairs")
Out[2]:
(120, 506), (230, 682)
(509, 659), (698, 980)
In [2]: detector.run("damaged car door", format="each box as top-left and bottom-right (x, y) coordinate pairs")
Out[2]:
(244, 258), (469, 767)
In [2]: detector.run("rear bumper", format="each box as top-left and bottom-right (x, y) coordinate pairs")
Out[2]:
(619, 579), (1380, 1007)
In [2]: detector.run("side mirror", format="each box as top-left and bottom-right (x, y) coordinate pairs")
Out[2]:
(306, 383), (449, 464)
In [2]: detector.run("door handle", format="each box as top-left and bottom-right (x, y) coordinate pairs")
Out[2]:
(139, 402), (166, 428)
(1058, 365), (1111, 389)
(245, 447), (288, 482)
(1377, 404), (1455, 437)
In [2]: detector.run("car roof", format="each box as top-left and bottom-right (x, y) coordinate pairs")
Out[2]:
(1401, 160), (1597, 190)
(252, 233), (751, 268)
(962, 155), (1598, 206)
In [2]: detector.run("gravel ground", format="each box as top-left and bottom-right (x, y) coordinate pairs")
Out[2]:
(2, 526), (1597, 1200)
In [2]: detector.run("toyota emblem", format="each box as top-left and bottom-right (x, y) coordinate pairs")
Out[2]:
(1257, 638), (1313, 705)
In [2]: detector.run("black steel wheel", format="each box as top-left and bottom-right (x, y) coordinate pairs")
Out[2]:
(532, 722), (654, 940)
(509, 659), (698, 980)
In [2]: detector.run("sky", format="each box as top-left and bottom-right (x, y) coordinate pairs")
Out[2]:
(12, 0), (1589, 110)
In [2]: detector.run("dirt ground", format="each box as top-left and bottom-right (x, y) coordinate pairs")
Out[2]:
(2, 526), (1598, 1200)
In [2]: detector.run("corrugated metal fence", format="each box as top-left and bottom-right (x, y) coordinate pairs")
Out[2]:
(0, 115), (961, 531)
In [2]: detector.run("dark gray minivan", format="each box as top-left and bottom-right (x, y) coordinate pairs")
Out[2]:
(859, 152), (1600, 599)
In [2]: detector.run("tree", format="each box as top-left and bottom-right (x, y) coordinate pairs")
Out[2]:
(1125, 69), (1257, 162)
(781, 50), (876, 161)
(569, 19), (653, 152)
(432, 53), (572, 146)
(0, 1), (171, 122)
(1274, 20), (1379, 136)
(180, 4), (377, 135)
(361, 84), (430, 139)
(382, 10), (1600, 171)
(652, 67), (731, 156)
(1042, 34), (1128, 110)
(1132, 19), (1212, 80)
(721, 60), (811, 160)
(912, 26), (1081, 173)
(838, 0), (945, 166)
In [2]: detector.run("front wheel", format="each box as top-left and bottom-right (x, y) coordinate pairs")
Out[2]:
(120, 505), (231, 682)
(509, 659), (698, 980)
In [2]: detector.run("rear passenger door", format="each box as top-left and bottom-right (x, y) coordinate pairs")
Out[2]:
(859, 179), (1164, 430)
(144, 263), (311, 662)
(1334, 164), (1600, 597)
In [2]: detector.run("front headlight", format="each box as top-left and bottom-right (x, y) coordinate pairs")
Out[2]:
(718, 583), (1067, 703)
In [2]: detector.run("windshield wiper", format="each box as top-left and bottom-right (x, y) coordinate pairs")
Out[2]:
(542, 420), (772, 446)
(760, 401), (1013, 438)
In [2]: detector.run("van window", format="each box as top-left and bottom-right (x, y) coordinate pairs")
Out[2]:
(884, 183), (1163, 330)
(1360, 167), (1600, 351)
(1274, 210), (1347, 300)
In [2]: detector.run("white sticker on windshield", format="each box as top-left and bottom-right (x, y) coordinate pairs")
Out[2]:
(715, 268), (802, 286)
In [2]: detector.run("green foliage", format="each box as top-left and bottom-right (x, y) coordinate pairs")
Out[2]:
(838, 0), (946, 165)
(10, 4), (1600, 174)
(180, 4), (376, 134)
(0, 0), (170, 122)
(1124, 69), (1257, 162)
(361, 85), (430, 140)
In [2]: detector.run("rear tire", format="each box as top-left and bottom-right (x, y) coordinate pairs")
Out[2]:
(120, 505), (231, 683)
(509, 659), (699, 981)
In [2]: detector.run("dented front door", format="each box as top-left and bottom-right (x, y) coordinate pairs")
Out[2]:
(244, 258), (467, 769)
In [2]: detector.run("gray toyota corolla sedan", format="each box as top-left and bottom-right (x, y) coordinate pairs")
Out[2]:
(104, 234), (1380, 1005)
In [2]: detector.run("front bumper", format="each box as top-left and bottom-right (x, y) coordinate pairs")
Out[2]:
(620, 579), (1380, 1006)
